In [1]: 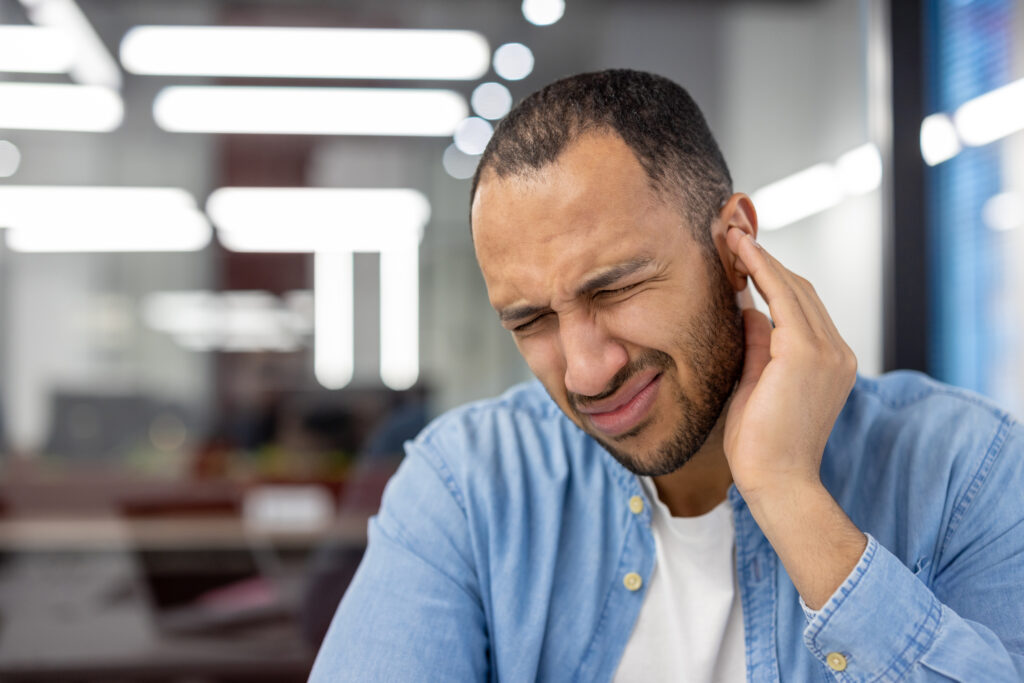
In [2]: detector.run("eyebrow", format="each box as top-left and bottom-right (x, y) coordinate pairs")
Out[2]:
(498, 256), (655, 325)
(573, 256), (654, 298)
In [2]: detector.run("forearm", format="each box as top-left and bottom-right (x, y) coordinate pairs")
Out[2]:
(746, 482), (1022, 680)
(745, 481), (866, 610)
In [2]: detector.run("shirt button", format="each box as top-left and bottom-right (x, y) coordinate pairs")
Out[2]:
(623, 572), (643, 591)
(826, 652), (848, 672)
(629, 496), (644, 514)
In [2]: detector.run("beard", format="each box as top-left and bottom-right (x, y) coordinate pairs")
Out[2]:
(568, 257), (745, 476)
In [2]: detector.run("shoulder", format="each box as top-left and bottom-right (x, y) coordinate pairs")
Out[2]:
(412, 380), (576, 470)
(825, 370), (1022, 530)
(403, 380), (622, 511)
(416, 379), (567, 445)
(836, 370), (1017, 457)
(849, 370), (1018, 419)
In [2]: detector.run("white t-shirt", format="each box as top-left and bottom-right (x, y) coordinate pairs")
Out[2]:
(613, 478), (746, 682)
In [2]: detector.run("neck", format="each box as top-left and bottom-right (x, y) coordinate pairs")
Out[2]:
(650, 403), (733, 517)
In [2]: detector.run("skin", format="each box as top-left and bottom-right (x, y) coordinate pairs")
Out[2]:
(472, 130), (867, 609)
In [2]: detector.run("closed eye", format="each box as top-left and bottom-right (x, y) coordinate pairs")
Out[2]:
(597, 282), (640, 297)
(513, 313), (551, 333)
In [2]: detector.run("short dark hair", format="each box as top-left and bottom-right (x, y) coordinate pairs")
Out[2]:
(471, 69), (733, 250)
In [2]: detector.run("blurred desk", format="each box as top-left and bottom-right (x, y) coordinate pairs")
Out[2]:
(0, 513), (369, 551)
(0, 513), (371, 682)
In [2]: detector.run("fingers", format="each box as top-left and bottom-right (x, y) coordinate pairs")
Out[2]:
(725, 228), (856, 381)
(726, 228), (813, 333)
(725, 227), (844, 343)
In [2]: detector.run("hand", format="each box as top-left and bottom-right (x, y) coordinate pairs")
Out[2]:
(722, 227), (865, 609)
(722, 227), (857, 502)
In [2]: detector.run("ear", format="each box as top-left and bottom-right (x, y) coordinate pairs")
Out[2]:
(711, 193), (758, 292)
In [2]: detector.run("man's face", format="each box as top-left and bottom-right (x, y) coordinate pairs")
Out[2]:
(471, 131), (744, 476)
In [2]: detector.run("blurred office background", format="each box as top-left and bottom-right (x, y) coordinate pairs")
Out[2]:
(0, 0), (1021, 679)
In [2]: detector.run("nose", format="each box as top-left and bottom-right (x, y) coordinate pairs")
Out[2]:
(560, 313), (629, 398)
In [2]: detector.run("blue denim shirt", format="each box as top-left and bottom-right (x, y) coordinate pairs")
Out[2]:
(310, 371), (1024, 681)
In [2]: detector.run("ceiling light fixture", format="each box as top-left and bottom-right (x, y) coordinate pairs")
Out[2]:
(0, 186), (211, 251)
(0, 82), (123, 132)
(752, 143), (883, 231)
(835, 143), (883, 196)
(154, 86), (467, 136)
(0, 141), (22, 178)
(206, 187), (428, 391)
(953, 76), (1024, 147)
(0, 26), (75, 73)
(18, 0), (121, 88)
(379, 246), (419, 391)
(121, 26), (490, 81)
(314, 252), (355, 390)
(920, 113), (962, 166)
(206, 187), (430, 252)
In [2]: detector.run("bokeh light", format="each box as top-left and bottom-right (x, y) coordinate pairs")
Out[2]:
(453, 116), (494, 155)
(493, 43), (534, 81)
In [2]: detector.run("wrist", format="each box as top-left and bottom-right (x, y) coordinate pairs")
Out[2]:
(735, 471), (824, 510)
(742, 480), (867, 610)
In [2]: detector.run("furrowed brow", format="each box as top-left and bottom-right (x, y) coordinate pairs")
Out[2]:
(574, 256), (654, 298)
(497, 256), (655, 326)
(499, 304), (549, 325)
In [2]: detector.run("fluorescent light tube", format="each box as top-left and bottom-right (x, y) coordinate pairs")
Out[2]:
(207, 187), (427, 389)
(835, 144), (882, 196)
(380, 246), (419, 391)
(0, 141), (21, 178)
(207, 188), (430, 253)
(0, 186), (211, 252)
(153, 86), (467, 136)
(18, 0), (121, 88)
(0, 83), (123, 132)
(121, 26), (489, 81)
(314, 252), (355, 390)
(920, 113), (962, 165)
(6, 212), (211, 252)
(748, 143), (884, 231)
(751, 164), (843, 231)
(0, 26), (75, 73)
(954, 77), (1024, 147)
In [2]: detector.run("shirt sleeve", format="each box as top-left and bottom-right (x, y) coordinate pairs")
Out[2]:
(801, 419), (1024, 682)
(308, 442), (488, 682)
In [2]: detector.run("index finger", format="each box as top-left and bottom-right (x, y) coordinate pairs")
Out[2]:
(725, 227), (810, 331)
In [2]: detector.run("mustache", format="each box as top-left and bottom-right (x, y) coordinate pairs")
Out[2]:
(569, 350), (673, 409)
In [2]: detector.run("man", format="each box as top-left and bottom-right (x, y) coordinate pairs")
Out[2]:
(310, 70), (1024, 681)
